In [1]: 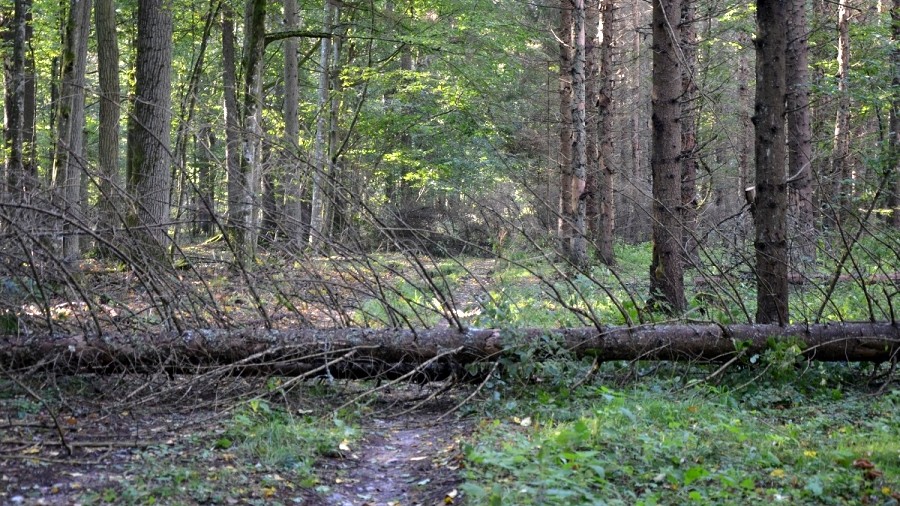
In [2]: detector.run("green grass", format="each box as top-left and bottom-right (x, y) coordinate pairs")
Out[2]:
(462, 368), (900, 505)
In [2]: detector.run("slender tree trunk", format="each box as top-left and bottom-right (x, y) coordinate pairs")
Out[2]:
(95, 0), (121, 249)
(680, 0), (699, 264)
(236, 0), (267, 259)
(887, 0), (899, 228)
(195, 126), (215, 235)
(282, 0), (304, 246)
(831, 0), (851, 225)
(53, 0), (91, 261)
(3, 0), (28, 199)
(126, 0), (173, 257)
(326, 12), (343, 238)
(737, 30), (754, 212)
(222, 5), (243, 248)
(786, 0), (816, 260)
(557, 0), (574, 258)
(569, 0), (588, 266)
(753, 0), (789, 325)
(585, 0), (599, 245)
(309, 0), (334, 251)
(649, 0), (685, 314)
(595, 0), (615, 265)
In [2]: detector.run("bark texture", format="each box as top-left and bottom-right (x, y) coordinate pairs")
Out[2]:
(95, 0), (121, 246)
(282, 0), (304, 246)
(649, 0), (686, 313)
(558, 0), (574, 259)
(753, 0), (789, 324)
(595, 0), (616, 266)
(222, 5), (242, 249)
(831, 0), (852, 224)
(309, 0), (335, 251)
(2, 323), (897, 378)
(786, 0), (816, 260)
(680, 0), (699, 264)
(126, 0), (173, 257)
(53, 0), (92, 260)
(888, 0), (900, 228)
(569, 0), (588, 266)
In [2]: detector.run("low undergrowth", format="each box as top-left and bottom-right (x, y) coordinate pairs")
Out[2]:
(461, 361), (900, 505)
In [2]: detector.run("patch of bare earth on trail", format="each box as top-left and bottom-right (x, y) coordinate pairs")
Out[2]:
(318, 413), (469, 506)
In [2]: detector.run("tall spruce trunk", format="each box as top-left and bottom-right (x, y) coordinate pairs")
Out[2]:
(753, 0), (789, 324)
(831, 0), (852, 225)
(786, 0), (816, 261)
(558, 0), (574, 259)
(888, 0), (899, 228)
(569, 0), (588, 267)
(126, 0), (173, 258)
(595, 0), (616, 265)
(53, 0), (91, 260)
(680, 0), (699, 264)
(649, 0), (685, 314)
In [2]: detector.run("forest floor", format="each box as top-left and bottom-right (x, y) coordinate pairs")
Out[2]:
(0, 376), (470, 505)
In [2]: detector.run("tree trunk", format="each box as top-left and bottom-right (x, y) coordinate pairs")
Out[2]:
(236, 0), (267, 259)
(831, 0), (851, 225)
(888, 0), (899, 228)
(557, 0), (574, 259)
(649, 0), (685, 314)
(195, 126), (215, 235)
(680, 0), (699, 265)
(309, 0), (334, 251)
(737, 30), (754, 213)
(95, 0), (121, 250)
(52, 0), (91, 261)
(126, 0), (174, 258)
(595, 0), (615, 265)
(282, 0), (304, 247)
(3, 323), (897, 378)
(222, 5), (243, 250)
(569, 0), (588, 267)
(3, 0), (28, 198)
(753, 0), (789, 324)
(785, 0), (816, 261)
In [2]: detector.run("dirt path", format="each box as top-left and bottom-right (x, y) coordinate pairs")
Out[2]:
(320, 416), (468, 506)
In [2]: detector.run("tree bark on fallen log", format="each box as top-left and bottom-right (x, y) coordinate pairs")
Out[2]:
(1, 322), (897, 380)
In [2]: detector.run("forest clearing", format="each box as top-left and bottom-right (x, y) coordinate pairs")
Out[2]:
(1, 0), (899, 503)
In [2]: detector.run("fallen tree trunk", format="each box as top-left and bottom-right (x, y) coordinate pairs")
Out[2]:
(1, 322), (897, 380)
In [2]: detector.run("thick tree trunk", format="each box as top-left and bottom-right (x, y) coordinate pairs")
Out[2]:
(831, 0), (852, 225)
(558, 0), (574, 259)
(2, 323), (897, 378)
(754, 0), (789, 324)
(95, 0), (122, 249)
(53, 0), (92, 260)
(786, 0), (816, 260)
(595, 0), (616, 265)
(126, 0), (173, 258)
(649, 0), (685, 314)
